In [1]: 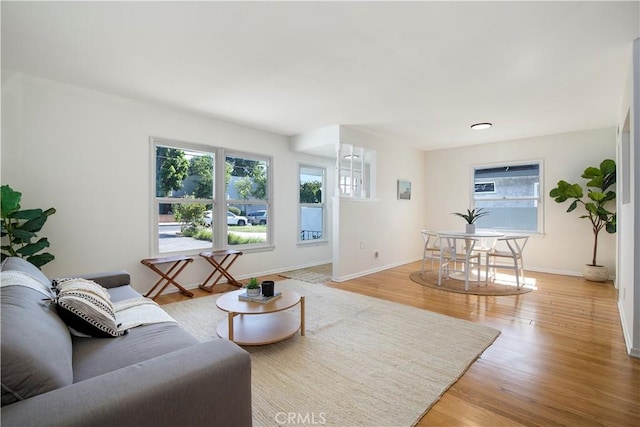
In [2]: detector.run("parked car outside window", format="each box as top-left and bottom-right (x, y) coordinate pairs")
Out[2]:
(247, 210), (267, 225)
(204, 211), (249, 226)
(226, 211), (248, 226)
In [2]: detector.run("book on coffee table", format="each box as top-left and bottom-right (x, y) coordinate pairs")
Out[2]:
(238, 292), (282, 303)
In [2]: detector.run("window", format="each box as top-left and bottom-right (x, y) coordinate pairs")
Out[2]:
(473, 162), (541, 232)
(225, 153), (270, 246)
(299, 165), (325, 242)
(155, 144), (214, 254)
(152, 138), (271, 254)
(338, 143), (376, 199)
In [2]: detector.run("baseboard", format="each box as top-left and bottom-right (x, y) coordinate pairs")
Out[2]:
(524, 266), (582, 277)
(332, 257), (421, 282)
(618, 300), (640, 358)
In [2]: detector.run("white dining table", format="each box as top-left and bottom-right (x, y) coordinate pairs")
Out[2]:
(435, 230), (505, 289)
(436, 230), (505, 239)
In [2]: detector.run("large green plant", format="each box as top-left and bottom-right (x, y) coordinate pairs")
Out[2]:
(549, 159), (616, 266)
(1, 185), (56, 268)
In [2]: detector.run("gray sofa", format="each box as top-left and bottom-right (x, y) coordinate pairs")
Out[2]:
(1, 257), (252, 427)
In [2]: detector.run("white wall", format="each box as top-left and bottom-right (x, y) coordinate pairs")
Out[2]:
(424, 128), (616, 276)
(332, 126), (426, 281)
(616, 38), (640, 358)
(1, 71), (333, 293)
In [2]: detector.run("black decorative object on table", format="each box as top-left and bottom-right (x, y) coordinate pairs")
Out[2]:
(261, 280), (275, 297)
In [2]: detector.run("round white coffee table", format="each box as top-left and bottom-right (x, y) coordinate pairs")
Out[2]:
(216, 289), (305, 345)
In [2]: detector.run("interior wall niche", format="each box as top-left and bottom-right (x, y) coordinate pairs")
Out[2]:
(338, 143), (376, 199)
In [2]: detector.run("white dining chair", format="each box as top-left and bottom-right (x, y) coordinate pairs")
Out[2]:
(420, 230), (441, 273)
(485, 235), (529, 288)
(437, 234), (482, 290)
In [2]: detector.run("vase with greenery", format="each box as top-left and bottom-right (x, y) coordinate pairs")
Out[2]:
(1, 185), (56, 269)
(549, 159), (616, 280)
(452, 208), (489, 233)
(246, 277), (261, 296)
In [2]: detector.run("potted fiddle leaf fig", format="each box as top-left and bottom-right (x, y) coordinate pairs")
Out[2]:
(549, 159), (616, 282)
(1, 185), (56, 269)
(452, 208), (489, 234)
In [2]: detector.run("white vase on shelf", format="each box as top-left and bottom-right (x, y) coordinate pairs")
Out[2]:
(465, 223), (476, 234)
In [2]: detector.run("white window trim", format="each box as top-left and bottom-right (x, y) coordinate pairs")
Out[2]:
(298, 163), (327, 245)
(222, 149), (273, 250)
(150, 137), (273, 256)
(470, 159), (544, 234)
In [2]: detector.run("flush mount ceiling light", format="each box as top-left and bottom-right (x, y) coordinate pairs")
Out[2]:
(470, 122), (492, 130)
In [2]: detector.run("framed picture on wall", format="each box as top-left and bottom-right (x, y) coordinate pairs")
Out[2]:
(397, 179), (411, 200)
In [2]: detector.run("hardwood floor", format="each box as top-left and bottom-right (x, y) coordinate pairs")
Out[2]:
(157, 262), (640, 426)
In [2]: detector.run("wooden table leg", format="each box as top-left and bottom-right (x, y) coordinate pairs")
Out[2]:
(228, 312), (236, 342)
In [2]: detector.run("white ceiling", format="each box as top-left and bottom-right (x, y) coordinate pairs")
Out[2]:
(2, 1), (639, 152)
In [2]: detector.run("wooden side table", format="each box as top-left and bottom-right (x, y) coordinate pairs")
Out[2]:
(199, 250), (243, 293)
(141, 255), (194, 300)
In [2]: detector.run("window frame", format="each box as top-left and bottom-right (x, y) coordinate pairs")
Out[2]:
(223, 149), (273, 250)
(150, 137), (273, 256)
(338, 143), (376, 199)
(470, 160), (544, 234)
(298, 164), (327, 245)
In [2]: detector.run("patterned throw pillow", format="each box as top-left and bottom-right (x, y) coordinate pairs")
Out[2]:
(53, 278), (124, 338)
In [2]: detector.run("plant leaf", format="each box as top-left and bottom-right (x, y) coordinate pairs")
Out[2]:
(589, 191), (606, 202)
(9, 208), (43, 220)
(582, 166), (602, 180)
(9, 228), (35, 241)
(26, 253), (54, 269)
(566, 184), (583, 199)
(16, 238), (50, 256)
(600, 159), (616, 176)
(20, 213), (49, 233)
(0, 185), (21, 217)
(585, 203), (597, 215)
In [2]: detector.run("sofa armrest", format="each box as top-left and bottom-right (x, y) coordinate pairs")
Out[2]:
(1, 340), (252, 427)
(78, 270), (130, 289)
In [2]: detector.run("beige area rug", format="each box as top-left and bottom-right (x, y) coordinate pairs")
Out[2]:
(279, 268), (332, 283)
(410, 270), (533, 296)
(162, 279), (500, 427)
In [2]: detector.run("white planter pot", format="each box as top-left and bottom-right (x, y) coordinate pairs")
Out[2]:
(246, 287), (261, 296)
(465, 224), (476, 234)
(583, 265), (608, 282)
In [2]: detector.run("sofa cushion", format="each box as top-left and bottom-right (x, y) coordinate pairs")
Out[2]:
(72, 322), (200, 381)
(54, 278), (124, 338)
(107, 283), (145, 303)
(1, 273), (74, 406)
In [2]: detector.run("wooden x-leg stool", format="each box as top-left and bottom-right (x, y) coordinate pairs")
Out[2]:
(199, 250), (243, 293)
(141, 255), (194, 300)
